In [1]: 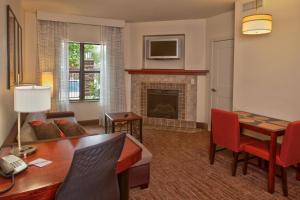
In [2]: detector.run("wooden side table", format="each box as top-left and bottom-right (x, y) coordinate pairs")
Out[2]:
(105, 112), (143, 143)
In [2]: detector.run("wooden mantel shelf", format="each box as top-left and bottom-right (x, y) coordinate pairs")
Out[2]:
(125, 69), (209, 75)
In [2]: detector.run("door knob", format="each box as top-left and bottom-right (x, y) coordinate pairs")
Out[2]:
(211, 88), (217, 92)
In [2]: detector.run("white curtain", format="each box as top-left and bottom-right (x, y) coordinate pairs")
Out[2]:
(99, 26), (126, 125)
(37, 20), (69, 111)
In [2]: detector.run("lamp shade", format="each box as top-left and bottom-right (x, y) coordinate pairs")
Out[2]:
(41, 72), (54, 96)
(14, 86), (51, 112)
(242, 14), (272, 35)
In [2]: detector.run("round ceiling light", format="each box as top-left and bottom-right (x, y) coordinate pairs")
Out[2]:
(242, 14), (272, 35)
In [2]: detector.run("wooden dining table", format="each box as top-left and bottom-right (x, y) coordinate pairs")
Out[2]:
(236, 111), (290, 194)
(0, 133), (142, 200)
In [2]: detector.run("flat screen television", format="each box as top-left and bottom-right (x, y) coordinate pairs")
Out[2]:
(147, 39), (179, 59)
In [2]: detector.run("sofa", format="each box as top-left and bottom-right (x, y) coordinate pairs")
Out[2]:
(4, 111), (78, 145)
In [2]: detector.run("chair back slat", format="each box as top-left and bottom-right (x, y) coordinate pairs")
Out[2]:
(211, 109), (241, 152)
(280, 121), (300, 166)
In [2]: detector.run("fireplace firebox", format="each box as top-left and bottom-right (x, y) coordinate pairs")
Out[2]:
(147, 89), (179, 119)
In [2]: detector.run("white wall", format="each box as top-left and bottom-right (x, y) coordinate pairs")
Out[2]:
(206, 11), (235, 123)
(0, 0), (23, 145)
(124, 19), (210, 122)
(233, 0), (300, 121)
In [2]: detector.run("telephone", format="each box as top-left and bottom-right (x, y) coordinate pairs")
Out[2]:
(0, 155), (28, 177)
(0, 155), (27, 194)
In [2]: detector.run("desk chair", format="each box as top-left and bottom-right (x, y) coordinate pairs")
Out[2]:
(56, 133), (126, 200)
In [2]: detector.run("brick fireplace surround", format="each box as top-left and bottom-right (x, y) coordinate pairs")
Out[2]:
(130, 74), (198, 129)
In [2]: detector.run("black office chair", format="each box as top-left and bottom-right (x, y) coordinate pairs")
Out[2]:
(56, 133), (126, 200)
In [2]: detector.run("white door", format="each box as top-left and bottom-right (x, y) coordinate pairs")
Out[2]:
(211, 39), (234, 111)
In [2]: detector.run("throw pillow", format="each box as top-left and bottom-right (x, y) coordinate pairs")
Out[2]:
(29, 120), (65, 140)
(54, 120), (87, 137)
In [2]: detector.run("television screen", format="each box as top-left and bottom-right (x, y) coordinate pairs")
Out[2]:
(148, 39), (179, 59)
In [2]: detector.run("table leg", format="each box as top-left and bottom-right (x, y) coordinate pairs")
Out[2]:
(139, 119), (143, 143)
(112, 122), (115, 133)
(268, 132), (277, 193)
(105, 115), (108, 134)
(297, 164), (300, 181)
(118, 170), (129, 200)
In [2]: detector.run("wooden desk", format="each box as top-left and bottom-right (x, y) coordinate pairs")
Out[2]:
(105, 112), (143, 143)
(0, 134), (142, 200)
(236, 111), (289, 194)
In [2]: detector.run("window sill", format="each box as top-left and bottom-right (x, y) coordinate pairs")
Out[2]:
(69, 100), (100, 103)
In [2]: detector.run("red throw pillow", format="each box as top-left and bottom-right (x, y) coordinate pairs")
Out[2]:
(29, 120), (65, 140)
(54, 120), (87, 137)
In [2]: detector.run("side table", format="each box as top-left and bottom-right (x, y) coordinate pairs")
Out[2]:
(105, 112), (143, 143)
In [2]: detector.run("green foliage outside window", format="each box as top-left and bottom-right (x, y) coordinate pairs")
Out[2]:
(84, 44), (101, 65)
(69, 43), (80, 68)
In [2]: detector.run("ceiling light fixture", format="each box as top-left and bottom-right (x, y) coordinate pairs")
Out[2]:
(242, 0), (272, 35)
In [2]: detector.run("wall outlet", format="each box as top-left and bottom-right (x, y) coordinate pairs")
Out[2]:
(191, 78), (195, 85)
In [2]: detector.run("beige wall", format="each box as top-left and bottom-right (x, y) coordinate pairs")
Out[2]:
(0, 0), (24, 145)
(233, 0), (300, 121)
(126, 19), (206, 69)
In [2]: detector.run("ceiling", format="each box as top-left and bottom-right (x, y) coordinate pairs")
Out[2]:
(21, 0), (235, 22)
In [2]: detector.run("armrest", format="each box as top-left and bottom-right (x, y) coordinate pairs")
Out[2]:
(46, 111), (75, 119)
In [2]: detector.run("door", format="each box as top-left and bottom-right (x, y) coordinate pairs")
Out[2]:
(211, 39), (234, 111)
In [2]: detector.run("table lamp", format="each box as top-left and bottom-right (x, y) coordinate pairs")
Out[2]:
(41, 72), (54, 96)
(14, 86), (51, 156)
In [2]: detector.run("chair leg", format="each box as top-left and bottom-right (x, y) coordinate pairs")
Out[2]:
(209, 143), (216, 165)
(209, 131), (216, 165)
(232, 152), (239, 176)
(243, 153), (249, 175)
(281, 167), (288, 196)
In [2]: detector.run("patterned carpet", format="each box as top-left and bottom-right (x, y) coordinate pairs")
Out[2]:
(129, 129), (300, 200)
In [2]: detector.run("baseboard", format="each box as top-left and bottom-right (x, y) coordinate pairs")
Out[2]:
(196, 122), (208, 130)
(78, 119), (99, 126)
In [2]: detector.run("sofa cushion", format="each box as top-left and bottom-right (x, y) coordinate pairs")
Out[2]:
(126, 134), (152, 167)
(27, 112), (47, 122)
(46, 117), (77, 124)
(20, 122), (38, 142)
(29, 120), (64, 140)
(19, 113), (47, 143)
(54, 120), (87, 137)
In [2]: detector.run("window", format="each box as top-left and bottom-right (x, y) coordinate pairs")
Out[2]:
(68, 42), (101, 101)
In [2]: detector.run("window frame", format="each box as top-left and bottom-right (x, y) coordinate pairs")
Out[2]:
(68, 42), (101, 102)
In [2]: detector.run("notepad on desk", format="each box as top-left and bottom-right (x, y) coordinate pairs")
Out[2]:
(29, 158), (52, 168)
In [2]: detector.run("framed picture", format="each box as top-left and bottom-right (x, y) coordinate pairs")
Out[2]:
(7, 5), (23, 89)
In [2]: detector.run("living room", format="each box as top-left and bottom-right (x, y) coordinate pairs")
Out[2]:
(0, 0), (300, 199)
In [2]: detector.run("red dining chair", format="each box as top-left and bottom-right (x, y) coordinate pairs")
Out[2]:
(210, 109), (256, 176)
(243, 121), (300, 196)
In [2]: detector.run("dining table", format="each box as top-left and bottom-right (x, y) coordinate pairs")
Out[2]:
(235, 111), (293, 194)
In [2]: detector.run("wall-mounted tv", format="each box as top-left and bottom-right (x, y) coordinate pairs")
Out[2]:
(147, 39), (180, 59)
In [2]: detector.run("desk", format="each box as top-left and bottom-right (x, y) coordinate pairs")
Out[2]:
(236, 111), (289, 194)
(105, 112), (143, 143)
(0, 134), (142, 200)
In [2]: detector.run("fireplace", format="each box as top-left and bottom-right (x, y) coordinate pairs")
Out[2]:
(147, 89), (179, 119)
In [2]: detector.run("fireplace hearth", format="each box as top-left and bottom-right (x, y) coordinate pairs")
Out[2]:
(147, 89), (179, 119)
